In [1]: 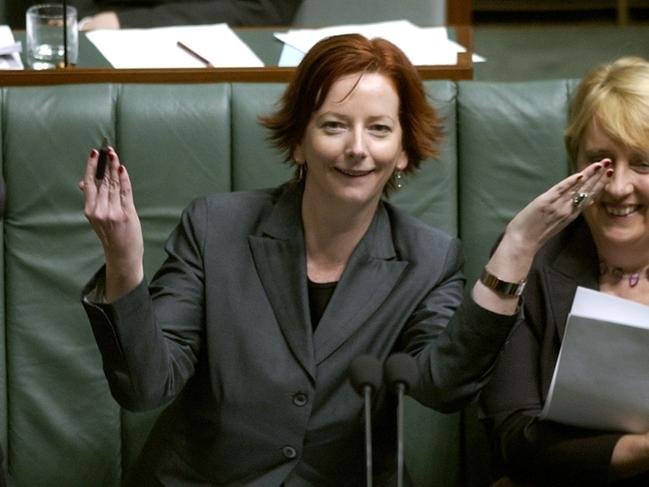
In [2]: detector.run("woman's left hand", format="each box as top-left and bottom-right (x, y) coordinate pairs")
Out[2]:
(473, 159), (612, 315)
(503, 159), (611, 263)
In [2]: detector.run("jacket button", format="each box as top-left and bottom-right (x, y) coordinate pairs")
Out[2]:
(282, 446), (297, 459)
(292, 392), (308, 406)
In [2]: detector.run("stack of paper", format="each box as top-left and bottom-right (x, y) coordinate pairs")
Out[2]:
(0, 25), (23, 70)
(274, 20), (485, 67)
(540, 287), (649, 433)
(86, 23), (263, 69)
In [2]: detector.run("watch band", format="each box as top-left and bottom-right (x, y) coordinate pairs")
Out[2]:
(480, 268), (527, 297)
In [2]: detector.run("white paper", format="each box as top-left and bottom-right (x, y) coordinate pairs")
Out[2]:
(86, 23), (263, 68)
(540, 287), (649, 433)
(274, 20), (484, 67)
(0, 25), (23, 70)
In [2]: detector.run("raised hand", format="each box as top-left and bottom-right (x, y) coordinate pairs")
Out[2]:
(80, 146), (144, 302)
(504, 160), (612, 257)
(473, 160), (612, 315)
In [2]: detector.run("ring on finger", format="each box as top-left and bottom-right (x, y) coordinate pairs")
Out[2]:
(571, 191), (589, 209)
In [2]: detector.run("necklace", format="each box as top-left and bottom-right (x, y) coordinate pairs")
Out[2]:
(599, 262), (649, 287)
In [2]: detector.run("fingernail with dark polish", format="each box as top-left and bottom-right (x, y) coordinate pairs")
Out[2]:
(594, 165), (602, 172)
(108, 152), (115, 161)
(90, 149), (98, 158)
(603, 159), (612, 168)
(606, 169), (614, 177)
(118, 165), (124, 174)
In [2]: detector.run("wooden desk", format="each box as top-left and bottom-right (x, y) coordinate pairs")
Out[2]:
(1, 26), (473, 86)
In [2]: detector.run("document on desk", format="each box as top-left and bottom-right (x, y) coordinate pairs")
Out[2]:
(274, 20), (484, 67)
(540, 286), (649, 433)
(86, 23), (263, 68)
(0, 25), (23, 69)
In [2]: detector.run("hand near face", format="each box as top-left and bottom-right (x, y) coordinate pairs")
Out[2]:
(79, 147), (144, 302)
(505, 159), (612, 258)
(473, 160), (612, 316)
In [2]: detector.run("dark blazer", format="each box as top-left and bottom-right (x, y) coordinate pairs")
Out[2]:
(480, 217), (649, 486)
(83, 182), (516, 486)
(82, 0), (302, 28)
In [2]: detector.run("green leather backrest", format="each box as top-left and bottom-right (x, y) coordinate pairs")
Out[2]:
(456, 79), (575, 486)
(4, 84), (120, 486)
(231, 83), (291, 190)
(458, 80), (575, 284)
(401, 80), (460, 487)
(2, 83), (232, 486)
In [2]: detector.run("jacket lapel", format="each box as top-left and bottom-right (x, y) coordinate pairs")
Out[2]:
(249, 183), (316, 382)
(543, 218), (600, 339)
(314, 204), (408, 364)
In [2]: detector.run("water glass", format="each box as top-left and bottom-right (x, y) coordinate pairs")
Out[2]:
(26, 3), (78, 69)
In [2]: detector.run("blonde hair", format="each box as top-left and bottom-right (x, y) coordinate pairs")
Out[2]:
(565, 57), (649, 165)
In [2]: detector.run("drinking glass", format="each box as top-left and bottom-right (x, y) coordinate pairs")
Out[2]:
(26, 3), (78, 69)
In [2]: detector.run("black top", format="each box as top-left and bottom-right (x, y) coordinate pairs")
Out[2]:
(307, 278), (337, 330)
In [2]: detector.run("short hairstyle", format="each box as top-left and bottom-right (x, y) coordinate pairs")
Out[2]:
(259, 33), (443, 179)
(565, 56), (649, 165)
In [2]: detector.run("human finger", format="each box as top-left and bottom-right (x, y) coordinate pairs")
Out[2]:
(107, 150), (123, 209)
(82, 148), (100, 210)
(569, 159), (612, 210)
(94, 148), (122, 215)
(117, 164), (136, 213)
(541, 160), (605, 205)
(550, 171), (586, 199)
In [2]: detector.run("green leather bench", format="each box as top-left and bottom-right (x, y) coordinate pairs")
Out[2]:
(0, 79), (576, 486)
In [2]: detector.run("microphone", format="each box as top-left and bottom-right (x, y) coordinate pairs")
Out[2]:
(349, 355), (382, 487)
(384, 353), (418, 487)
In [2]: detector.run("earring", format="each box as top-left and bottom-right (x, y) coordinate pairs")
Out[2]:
(394, 170), (403, 190)
(297, 163), (306, 182)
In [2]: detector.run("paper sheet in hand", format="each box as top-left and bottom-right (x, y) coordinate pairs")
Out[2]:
(540, 286), (649, 432)
(86, 23), (263, 68)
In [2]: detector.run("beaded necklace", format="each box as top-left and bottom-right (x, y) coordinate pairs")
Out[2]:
(599, 262), (649, 287)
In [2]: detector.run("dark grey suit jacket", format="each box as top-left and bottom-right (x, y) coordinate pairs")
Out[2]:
(83, 182), (516, 486)
(480, 218), (649, 486)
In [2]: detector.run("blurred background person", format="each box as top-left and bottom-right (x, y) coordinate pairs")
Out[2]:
(76, 0), (302, 30)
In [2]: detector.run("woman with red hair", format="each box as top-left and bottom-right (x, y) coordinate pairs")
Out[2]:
(80, 34), (608, 486)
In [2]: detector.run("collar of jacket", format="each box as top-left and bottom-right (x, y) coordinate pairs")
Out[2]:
(248, 182), (408, 381)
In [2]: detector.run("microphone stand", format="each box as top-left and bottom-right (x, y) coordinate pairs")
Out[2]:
(384, 353), (418, 487)
(363, 384), (373, 487)
(396, 382), (405, 487)
(349, 355), (382, 487)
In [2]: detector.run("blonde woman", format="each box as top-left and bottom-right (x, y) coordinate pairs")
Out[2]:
(481, 57), (649, 486)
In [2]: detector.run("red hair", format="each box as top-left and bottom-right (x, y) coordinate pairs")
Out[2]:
(260, 33), (443, 176)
